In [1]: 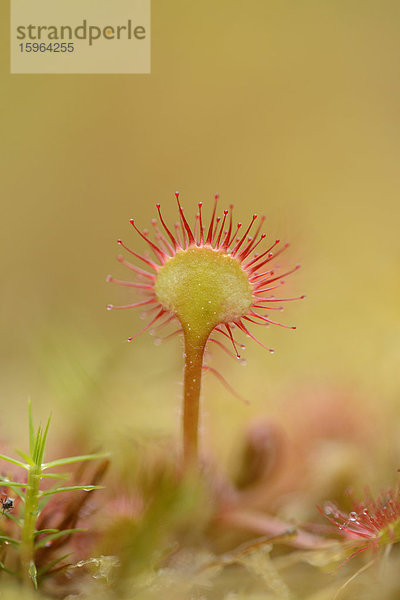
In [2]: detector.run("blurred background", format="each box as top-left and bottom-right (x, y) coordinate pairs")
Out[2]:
(1, 0), (400, 482)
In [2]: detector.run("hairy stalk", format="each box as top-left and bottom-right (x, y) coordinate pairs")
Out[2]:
(183, 336), (206, 467)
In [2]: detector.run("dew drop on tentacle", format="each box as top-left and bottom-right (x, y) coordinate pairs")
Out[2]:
(349, 512), (358, 522)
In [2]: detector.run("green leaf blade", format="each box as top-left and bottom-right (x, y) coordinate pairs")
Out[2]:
(16, 449), (34, 466)
(38, 415), (51, 465)
(41, 472), (69, 480)
(42, 452), (110, 471)
(35, 528), (85, 549)
(0, 479), (29, 489)
(0, 454), (29, 470)
(40, 485), (103, 497)
(0, 535), (20, 546)
(34, 528), (59, 537)
(2, 512), (22, 527)
(38, 553), (71, 577)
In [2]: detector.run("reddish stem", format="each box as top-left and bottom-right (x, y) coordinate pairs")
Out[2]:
(182, 334), (206, 468)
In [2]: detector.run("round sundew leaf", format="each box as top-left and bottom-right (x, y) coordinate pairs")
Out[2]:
(155, 247), (253, 344)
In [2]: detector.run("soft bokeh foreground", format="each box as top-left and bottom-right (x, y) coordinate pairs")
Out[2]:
(1, 1), (400, 598)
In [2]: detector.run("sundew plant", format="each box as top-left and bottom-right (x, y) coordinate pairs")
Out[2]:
(107, 193), (303, 467)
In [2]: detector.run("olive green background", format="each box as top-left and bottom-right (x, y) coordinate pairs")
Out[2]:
(1, 1), (399, 459)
